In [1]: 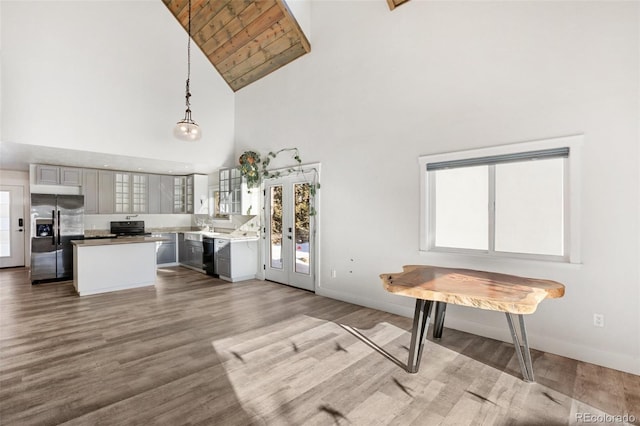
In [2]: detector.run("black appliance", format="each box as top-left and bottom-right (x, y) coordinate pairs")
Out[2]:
(110, 221), (151, 237)
(203, 237), (216, 276)
(31, 194), (84, 283)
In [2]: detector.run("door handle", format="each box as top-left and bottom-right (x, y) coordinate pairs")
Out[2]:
(17, 229), (23, 232)
(287, 235), (292, 240)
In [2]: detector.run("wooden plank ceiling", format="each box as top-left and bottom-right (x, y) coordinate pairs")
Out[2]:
(386, 0), (410, 10)
(163, 0), (311, 92)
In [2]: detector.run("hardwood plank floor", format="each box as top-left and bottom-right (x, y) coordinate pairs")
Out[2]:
(1, 267), (638, 425)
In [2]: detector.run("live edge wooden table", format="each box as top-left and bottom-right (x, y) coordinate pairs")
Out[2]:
(380, 265), (565, 382)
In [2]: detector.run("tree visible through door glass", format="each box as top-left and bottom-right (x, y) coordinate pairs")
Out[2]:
(270, 186), (283, 269)
(294, 183), (310, 275)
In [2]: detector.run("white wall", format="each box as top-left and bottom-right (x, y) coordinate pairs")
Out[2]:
(235, 1), (640, 374)
(1, 1), (236, 170)
(286, 0), (312, 42)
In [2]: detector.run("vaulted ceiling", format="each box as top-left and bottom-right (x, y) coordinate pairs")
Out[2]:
(163, 0), (311, 92)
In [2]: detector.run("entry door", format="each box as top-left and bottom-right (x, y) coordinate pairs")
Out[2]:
(0, 185), (26, 268)
(264, 173), (315, 291)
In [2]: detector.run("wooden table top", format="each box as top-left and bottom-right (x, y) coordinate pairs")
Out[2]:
(380, 265), (565, 314)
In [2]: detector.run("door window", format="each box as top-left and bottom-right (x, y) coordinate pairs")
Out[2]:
(264, 172), (317, 291)
(270, 185), (283, 270)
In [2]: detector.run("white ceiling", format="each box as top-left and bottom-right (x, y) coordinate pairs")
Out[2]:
(0, 141), (215, 176)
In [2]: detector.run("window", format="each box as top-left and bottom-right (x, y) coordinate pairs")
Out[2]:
(419, 135), (582, 263)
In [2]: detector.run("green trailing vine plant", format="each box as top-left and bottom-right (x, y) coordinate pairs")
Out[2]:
(238, 148), (320, 215)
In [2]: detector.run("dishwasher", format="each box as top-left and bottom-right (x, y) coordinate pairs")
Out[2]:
(203, 237), (230, 277)
(203, 237), (215, 276)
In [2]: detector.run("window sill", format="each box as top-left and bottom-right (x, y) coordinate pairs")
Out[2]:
(418, 248), (583, 272)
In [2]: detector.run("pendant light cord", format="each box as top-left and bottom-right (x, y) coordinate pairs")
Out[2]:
(185, 0), (192, 111)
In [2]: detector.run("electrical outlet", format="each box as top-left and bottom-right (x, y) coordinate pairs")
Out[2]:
(593, 314), (604, 327)
(331, 269), (337, 279)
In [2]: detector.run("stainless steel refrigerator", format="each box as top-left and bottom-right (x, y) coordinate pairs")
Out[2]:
(30, 194), (84, 283)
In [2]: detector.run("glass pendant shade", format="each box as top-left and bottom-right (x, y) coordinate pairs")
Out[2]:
(174, 110), (201, 141)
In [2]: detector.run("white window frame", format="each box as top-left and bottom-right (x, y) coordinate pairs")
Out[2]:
(419, 135), (582, 263)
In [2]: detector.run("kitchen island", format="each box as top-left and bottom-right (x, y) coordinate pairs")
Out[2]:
(72, 237), (165, 296)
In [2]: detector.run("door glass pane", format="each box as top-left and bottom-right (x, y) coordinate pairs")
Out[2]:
(495, 158), (564, 255)
(434, 165), (488, 250)
(270, 186), (283, 269)
(294, 183), (310, 275)
(0, 191), (10, 256)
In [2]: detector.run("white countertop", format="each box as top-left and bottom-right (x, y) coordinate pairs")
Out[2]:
(83, 229), (259, 242)
(166, 230), (259, 241)
(193, 231), (259, 241)
(73, 236), (166, 247)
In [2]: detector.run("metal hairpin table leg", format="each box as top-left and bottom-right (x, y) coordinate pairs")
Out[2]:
(407, 299), (433, 373)
(505, 313), (535, 382)
(432, 302), (447, 339)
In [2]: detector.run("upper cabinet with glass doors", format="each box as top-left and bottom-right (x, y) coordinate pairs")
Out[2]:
(174, 176), (187, 213)
(174, 174), (209, 214)
(219, 168), (259, 215)
(115, 172), (148, 214)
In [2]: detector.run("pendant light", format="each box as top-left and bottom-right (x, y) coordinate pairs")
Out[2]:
(174, 0), (201, 141)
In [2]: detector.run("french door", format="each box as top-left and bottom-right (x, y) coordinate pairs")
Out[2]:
(264, 173), (316, 291)
(0, 185), (26, 268)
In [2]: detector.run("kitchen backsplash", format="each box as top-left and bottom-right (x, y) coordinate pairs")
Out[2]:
(84, 214), (193, 231)
(84, 213), (259, 233)
(193, 214), (259, 232)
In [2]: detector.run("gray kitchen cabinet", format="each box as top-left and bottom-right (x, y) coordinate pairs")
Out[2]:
(36, 165), (60, 185)
(178, 233), (186, 263)
(35, 165), (82, 186)
(185, 240), (204, 269)
(146, 174), (174, 214)
(186, 175), (194, 214)
(219, 168), (241, 214)
(155, 233), (177, 265)
(217, 257), (231, 278)
(60, 167), (82, 186)
(115, 172), (148, 214)
(216, 239), (257, 282)
(174, 176), (187, 213)
(176, 174), (208, 214)
(82, 169), (99, 214)
(218, 169), (230, 215)
(215, 239), (231, 277)
(98, 170), (115, 214)
(178, 233), (204, 271)
(160, 175), (174, 214)
(131, 173), (148, 213)
(114, 172), (131, 213)
(147, 174), (161, 214)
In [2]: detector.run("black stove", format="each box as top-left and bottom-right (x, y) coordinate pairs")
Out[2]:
(110, 221), (151, 237)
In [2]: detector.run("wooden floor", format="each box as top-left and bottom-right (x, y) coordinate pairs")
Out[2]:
(1, 267), (638, 426)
